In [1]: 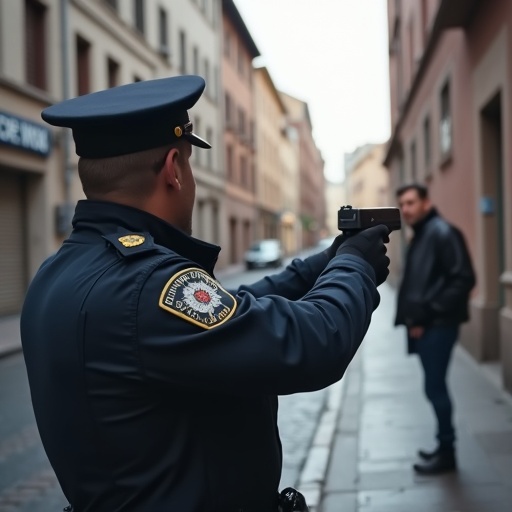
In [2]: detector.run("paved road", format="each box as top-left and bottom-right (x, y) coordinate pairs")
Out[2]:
(0, 263), (327, 510)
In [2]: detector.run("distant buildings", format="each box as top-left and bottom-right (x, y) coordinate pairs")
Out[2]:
(281, 92), (326, 247)
(324, 181), (346, 236)
(344, 143), (389, 208)
(0, 0), (326, 316)
(385, 0), (512, 393)
(222, 0), (259, 265)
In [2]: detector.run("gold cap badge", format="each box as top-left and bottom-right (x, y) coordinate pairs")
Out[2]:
(174, 126), (183, 137)
(118, 235), (145, 248)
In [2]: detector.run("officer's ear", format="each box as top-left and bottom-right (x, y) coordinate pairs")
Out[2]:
(162, 147), (182, 191)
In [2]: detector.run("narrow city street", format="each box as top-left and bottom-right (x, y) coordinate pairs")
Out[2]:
(0, 262), (328, 511)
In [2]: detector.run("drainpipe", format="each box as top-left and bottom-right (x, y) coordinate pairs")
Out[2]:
(58, 0), (74, 235)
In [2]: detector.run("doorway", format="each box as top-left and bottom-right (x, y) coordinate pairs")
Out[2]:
(479, 91), (505, 365)
(0, 169), (28, 316)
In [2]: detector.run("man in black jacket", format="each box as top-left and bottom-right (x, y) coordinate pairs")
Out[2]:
(395, 184), (476, 475)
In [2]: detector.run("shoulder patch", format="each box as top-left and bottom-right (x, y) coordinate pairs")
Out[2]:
(159, 268), (237, 330)
(119, 234), (145, 247)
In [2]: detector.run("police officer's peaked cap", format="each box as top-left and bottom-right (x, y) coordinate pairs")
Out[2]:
(41, 75), (211, 158)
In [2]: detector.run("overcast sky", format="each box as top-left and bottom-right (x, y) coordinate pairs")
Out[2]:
(233, 0), (391, 183)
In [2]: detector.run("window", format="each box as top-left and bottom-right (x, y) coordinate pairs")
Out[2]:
(213, 66), (219, 101)
(76, 35), (91, 96)
(250, 162), (256, 191)
(204, 59), (210, 96)
(193, 47), (199, 75)
(25, 0), (47, 90)
(107, 57), (119, 88)
(238, 108), (245, 136)
(240, 155), (248, 187)
(158, 7), (169, 57)
(206, 127), (213, 169)
(249, 120), (255, 147)
(194, 117), (201, 165)
(179, 30), (187, 74)
(440, 81), (452, 157)
(423, 116), (431, 172)
(421, 0), (428, 44)
(238, 48), (245, 78)
(134, 0), (144, 34)
(225, 93), (232, 125)
(410, 140), (417, 181)
(226, 145), (234, 180)
(224, 31), (231, 59)
(408, 20), (414, 81)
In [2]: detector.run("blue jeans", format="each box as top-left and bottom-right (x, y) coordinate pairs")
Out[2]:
(415, 325), (458, 449)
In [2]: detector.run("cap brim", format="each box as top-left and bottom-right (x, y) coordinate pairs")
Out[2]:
(185, 132), (211, 149)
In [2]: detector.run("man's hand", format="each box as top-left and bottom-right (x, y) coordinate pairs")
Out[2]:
(409, 326), (425, 339)
(335, 225), (391, 286)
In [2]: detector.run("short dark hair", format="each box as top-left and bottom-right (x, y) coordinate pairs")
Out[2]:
(78, 142), (182, 200)
(396, 183), (429, 200)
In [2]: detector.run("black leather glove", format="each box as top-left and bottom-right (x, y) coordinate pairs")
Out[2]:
(278, 487), (309, 512)
(323, 234), (348, 260)
(336, 225), (390, 285)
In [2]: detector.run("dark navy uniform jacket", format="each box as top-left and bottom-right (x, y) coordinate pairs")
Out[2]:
(21, 200), (380, 512)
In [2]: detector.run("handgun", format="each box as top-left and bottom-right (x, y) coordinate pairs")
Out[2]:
(338, 205), (401, 233)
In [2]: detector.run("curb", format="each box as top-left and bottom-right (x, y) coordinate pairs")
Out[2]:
(296, 377), (346, 512)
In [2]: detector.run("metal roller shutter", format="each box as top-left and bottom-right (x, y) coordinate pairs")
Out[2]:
(0, 171), (26, 316)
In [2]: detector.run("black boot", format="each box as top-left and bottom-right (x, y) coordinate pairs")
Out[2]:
(417, 446), (440, 460)
(413, 449), (456, 475)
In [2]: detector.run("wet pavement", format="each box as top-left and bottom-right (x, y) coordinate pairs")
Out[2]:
(320, 283), (512, 512)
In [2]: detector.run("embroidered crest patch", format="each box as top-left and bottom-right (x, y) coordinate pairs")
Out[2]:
(159, 268), (237, 329)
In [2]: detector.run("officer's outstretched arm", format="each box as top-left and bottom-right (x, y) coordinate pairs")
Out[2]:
(136, 253), (379, 395)
(232, 252), (329, 301)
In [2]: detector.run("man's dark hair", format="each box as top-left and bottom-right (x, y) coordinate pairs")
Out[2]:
(396, 183), (429, 200)
(78, 142), (182, 200)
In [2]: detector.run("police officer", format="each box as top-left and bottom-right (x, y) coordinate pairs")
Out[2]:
(21, 76), (390, 512)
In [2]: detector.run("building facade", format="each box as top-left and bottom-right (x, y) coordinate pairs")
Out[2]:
(278, 124), (301, 255)
(221, 0), (259, 264)
(385, 0), (512, 392)
(253, 67), (286, 242)
(344, 143), (389, 208)
(0, 0), (328, 317)
(0, 0), (228, 318)
(281, 92), (326, 247)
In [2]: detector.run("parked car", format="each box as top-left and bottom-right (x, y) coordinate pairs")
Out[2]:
(244, 239), (283, 270)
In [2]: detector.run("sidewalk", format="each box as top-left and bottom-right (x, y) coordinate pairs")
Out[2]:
(315, 283), (512, 512)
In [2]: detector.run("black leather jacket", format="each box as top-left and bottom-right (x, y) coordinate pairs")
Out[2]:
(395, 208), (476, 329)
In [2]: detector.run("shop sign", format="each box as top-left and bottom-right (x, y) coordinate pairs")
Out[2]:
(0, 111), (51, 156)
